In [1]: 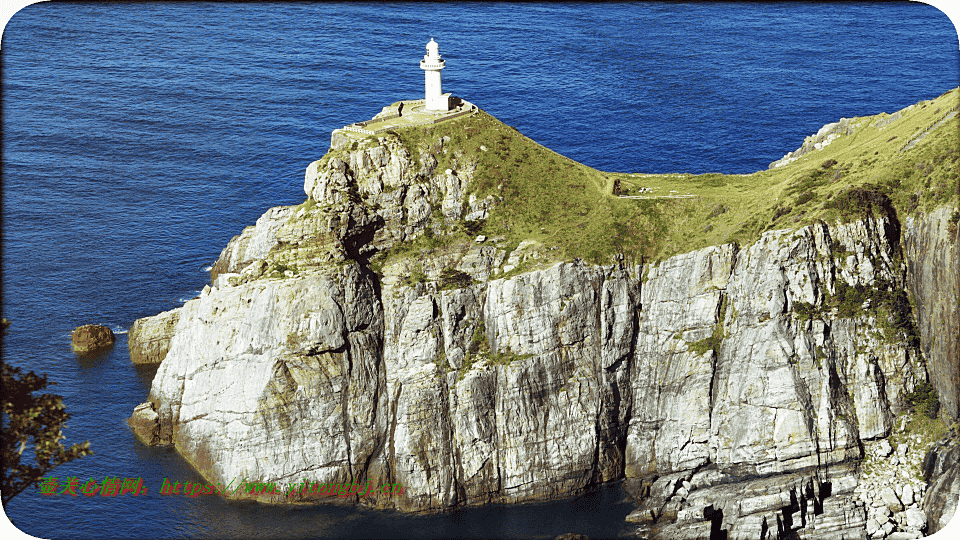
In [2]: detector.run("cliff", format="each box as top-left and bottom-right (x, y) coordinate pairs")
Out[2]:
(129, 92), (959, 538)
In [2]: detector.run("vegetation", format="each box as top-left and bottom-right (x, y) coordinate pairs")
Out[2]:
(905, 380), (941, 419)
(439, 267), (474, 290)
(793, 278), (919, 345)
(687, 295), (729, 356)
(361, 88), (957, 270)
(266, 259), (299, 278)
(1, 319), (93, 507)
(457, 321), (532, 380)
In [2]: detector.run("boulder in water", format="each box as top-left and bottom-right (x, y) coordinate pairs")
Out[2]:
(71, 324), (115, 354)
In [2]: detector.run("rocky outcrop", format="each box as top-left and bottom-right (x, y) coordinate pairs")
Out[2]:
(146, 262), (385, 499)
(922, 429), (960, 534)
(71, 324), (115, 354)
(129, 115), (959, 539)
(128, 401), (160, 445)
(128, 308), (180, 364)
(621, 215), (935, 539)
(903, 206), (960, 419)
(770, 117), (865, 169)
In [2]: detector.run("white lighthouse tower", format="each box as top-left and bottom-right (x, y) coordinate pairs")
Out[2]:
(420, 38), (451, 111)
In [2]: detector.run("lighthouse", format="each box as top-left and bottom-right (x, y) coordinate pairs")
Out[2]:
(420, 38), (451, 111)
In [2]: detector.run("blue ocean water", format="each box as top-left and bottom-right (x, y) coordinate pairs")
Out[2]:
(1, 3), (957, 539)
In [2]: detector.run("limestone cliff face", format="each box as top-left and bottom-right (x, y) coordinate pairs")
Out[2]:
(903, 206), (960, 419)
(130, 124), (958, 538)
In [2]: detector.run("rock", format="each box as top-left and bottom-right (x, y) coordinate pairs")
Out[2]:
(128, 308), (180, 364)
(464, 209), (488, 221)
(901, 484), (914, 506)
(769, 117), (860, 169)
(127, 104), (957, 531)
(922, 429), (960, 534)
(213, 272), (240, 289)
(475, 235), (486, 243)
(905, 505), (926, 530)
(898, 443), (909, 457)
(865, 517), (881, 536)
(880, 486), (904, 512)
(71, 324), (115, 354)
(887, 532), (920, 540)
(891, 455), (900, 467)
(127, 402), (159, 445)
(903, 206), (960, 419)
(552, 534), (588, 540)
(625, 507), (657, 524)
(878, 439), (894, 457)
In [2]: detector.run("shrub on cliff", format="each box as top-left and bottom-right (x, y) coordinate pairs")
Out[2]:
(906, 381), (941, 419)
(439, 267), (474, 290)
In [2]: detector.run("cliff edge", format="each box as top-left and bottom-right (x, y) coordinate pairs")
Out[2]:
(130, 90), (959, 538)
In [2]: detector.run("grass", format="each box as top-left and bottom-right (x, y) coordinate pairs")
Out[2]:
(793, 278), (921, 346)
(265, 259), (299, 279)
(456, 321), (533, 380)
(332, 88), (958, 269)
(687, 295), (729, 356)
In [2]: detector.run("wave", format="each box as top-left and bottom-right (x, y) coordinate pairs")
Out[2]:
(178, 291), (202, 303)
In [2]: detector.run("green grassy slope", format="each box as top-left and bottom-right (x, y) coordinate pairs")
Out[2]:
(378, 87), (959, 266)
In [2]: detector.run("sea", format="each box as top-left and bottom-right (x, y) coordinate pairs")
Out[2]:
(2, 2), (958, 539)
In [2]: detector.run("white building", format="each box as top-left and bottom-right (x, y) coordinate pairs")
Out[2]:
(420, 38), (451, 111)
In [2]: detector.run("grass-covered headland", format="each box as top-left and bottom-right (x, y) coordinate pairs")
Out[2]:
(365, 88), (959, 267)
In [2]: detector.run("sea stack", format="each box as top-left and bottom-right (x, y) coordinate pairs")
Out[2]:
(71, 324), (115, 354)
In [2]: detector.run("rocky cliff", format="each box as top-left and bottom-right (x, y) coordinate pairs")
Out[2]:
(129, 99), (959, 538)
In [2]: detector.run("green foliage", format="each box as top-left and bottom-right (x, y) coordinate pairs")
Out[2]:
(435, 351), (449, 374)
(1, 319), (93, 507)
(823, 185), (894, 222)
(785, 167), (831, 197)
(795, 190), (816, 206)
(832, 280), (871, 318)
(400, 265), (428, 286)
(793, 279), (919, 346)
(267, 260), (299, 278)
(687, 295), (728, 355)
(368, 255), (385, 278)
(338, 89), (958, 272)
(455, 320), (532, 379)
(708, 204), (728, 218)
(495, 259), (534, 281)
(905, 381), (941, 419)
(468, 321), (487, 355)
(462, 219), (485, 236)
(439, 267), (474, 290)
(793, 301), (817, 322)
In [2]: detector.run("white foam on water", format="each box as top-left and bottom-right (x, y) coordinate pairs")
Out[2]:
(178, 291), (201, 303)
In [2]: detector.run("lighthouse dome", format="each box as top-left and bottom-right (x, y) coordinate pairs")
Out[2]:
(426, 38), (440, 56)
